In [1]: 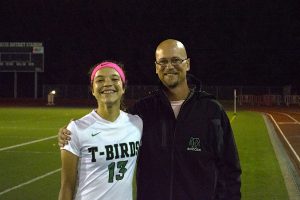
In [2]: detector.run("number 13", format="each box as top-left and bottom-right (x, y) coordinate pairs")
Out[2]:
(108, 160), (128, 183)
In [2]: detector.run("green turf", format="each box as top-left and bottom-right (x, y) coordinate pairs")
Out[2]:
(230, 111), (289, 199)
(0, 108), (289, 199)
(0, 107), (90, 198)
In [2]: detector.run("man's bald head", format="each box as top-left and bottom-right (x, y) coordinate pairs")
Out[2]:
(155, 39), (187, 59)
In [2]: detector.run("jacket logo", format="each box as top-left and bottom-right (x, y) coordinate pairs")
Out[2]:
(187, 137), (201, 151)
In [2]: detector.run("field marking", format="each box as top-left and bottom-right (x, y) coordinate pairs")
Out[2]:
(266, 113), (300, 164)
(2, 150), (58, 154)
(0, 135), (57, 152)
(0, 168), (61, 196)
(278, 122), (300, 125)
(230, 115), (236, 123)
(275, 112), (300, 124)
(0, 136), (43, 139)
(0, 126), (56, 130)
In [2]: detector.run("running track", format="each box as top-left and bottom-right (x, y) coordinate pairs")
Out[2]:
(254, 106), (300, 174)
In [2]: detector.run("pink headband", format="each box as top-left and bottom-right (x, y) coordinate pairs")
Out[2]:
(90, 62), (126, 83)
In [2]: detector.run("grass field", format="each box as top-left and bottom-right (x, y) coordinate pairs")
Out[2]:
(0, 107), (289, 199)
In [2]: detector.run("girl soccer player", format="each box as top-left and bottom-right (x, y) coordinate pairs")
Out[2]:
(58, 61), (143, 200)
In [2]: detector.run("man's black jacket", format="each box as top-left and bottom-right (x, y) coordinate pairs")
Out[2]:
(130, 89), (241, 200)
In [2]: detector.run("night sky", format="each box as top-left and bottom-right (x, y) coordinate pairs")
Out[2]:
(0, 0), (299, 97)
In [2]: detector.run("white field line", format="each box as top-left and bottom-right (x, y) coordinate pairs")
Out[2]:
(266, 113), (300, 164)
(230, 115), (236, 123)
(276, 112), (300, 124)
(0, 168), (61, 196)
(278, 122), (300, 125)
(0, 136), (40, 139)
(2, 150), (58, 154)
(0, 127), (56, 130)
(0, 135), (57, 152)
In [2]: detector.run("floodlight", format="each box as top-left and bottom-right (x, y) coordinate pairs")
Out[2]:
(47, 90), (56, 106)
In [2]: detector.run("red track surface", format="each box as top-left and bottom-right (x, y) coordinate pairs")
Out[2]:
(253, 106), (300, 174)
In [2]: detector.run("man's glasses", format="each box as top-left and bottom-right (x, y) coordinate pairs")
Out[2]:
(155, 57), (188, 67)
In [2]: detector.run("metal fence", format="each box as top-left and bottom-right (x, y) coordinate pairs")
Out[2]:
(237, 94), (300, 106)
(42, 84), (299, 101)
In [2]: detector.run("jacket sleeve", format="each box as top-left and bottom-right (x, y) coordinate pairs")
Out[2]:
(216, 110), (242, 200)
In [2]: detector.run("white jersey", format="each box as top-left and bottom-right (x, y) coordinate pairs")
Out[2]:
(62, 110), (143, 200)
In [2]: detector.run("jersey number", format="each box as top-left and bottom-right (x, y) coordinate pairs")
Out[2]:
(108, 160), (128, 183)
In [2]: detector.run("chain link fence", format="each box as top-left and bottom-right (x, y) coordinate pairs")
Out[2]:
(42, 84), (299, 101)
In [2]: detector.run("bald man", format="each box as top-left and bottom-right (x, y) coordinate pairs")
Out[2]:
(58, 39), (241, 200)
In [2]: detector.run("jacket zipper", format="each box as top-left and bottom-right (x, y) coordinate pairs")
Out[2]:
(168, 90), (195, 200)
(169, 127), (175, 200)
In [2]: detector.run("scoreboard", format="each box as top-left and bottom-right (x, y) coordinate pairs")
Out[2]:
(0, 42), (44, 72)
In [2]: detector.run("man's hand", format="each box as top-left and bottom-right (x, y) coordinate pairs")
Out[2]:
(58, 126), (71, 147)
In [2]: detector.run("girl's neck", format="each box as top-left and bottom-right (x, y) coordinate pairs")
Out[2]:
(96, 104), (120, 122)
